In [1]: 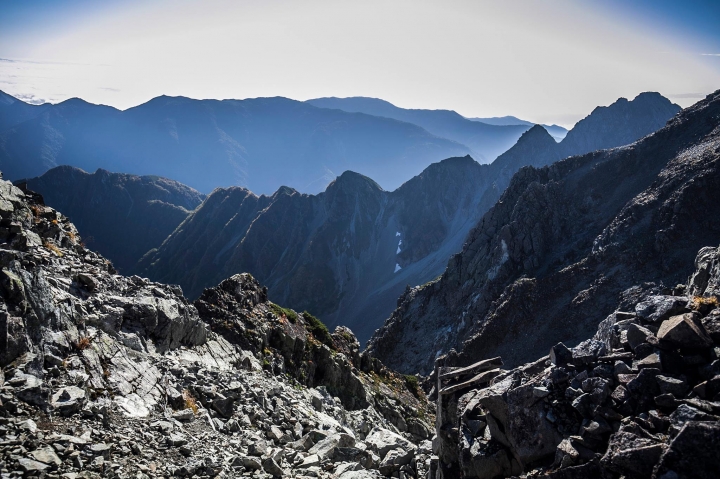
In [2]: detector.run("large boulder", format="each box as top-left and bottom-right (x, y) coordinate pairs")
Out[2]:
(654, 421), (720, 478)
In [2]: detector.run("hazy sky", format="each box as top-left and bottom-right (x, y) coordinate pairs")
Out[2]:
(1, 0), (719, 127)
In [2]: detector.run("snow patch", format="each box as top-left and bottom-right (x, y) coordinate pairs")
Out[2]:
(396, 231), (401, 237)
(396, 239), (403, 254)
(486, 239), (509, 281)
(394, 263), (402, 273)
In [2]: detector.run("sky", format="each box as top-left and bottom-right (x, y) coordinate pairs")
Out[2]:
(0, 0), (719, 127)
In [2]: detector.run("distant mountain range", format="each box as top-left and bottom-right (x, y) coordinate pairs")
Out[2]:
(23, 91), (680, 344)
(0, 90), (476, 194)
(467, 115), (568, 141)
(306, 97), (532, 160)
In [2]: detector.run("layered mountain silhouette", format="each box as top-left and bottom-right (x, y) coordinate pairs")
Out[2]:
(467, 115), (568, 141)
(122, 92), (678, 343)
(0, 91), (472, 194)
(367, 90), (719, 374)
(306, 96), (531, 161)
(23, 166), (204, 271)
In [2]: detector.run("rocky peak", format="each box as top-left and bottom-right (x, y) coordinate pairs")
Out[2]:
(367, 90), (720, 375)
(560, 91), (681, 155)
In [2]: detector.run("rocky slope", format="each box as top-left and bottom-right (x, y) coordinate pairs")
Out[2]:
(367, 90), (720, 375)
(0, 174), (434, 478)
(135, 156), (492, 343)
(22, 166), (205, 272)
(136, 93), (680, 344)
(0, 91), (471, 195)
(428, 244), (720, 478)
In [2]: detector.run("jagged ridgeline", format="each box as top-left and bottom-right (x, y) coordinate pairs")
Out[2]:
(0, 175), (435, 477)
(364, 90), (720, 479)
(25, 92), (680, 345)
(367, 90), (720, 376)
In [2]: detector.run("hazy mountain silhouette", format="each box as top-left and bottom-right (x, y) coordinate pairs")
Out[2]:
(306, 96), (529, 161)
(468, 115), (568, 141)
(23, 166), (205, 271)
(0, 92), (470, 194)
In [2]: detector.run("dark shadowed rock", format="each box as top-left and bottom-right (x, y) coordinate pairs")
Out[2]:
(654, 421), (720, 479)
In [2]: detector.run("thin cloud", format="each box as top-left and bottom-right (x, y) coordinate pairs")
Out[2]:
(700, 53), (720, 56)
(100, 87), (121, 92)
(13, 93), (50, 105)
(0, 57), (109, 66)
(669, 92), (707, 99)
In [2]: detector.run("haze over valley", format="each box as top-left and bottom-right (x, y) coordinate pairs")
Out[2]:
(1, 1), (719, 478)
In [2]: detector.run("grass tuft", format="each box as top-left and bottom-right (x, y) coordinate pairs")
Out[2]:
(269, 302), (298, 323)
(303, 311), (333, 348)
(691, 295), (719, 310)
(44, 241), (64, 257)
(75, 336), (91, 350)
(182, 389), (199, 414)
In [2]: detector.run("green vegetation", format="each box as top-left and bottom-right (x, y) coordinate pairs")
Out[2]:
(269, 302), (298, 323)
(303, 311), (334, 347)
(404, 374), (421, 397)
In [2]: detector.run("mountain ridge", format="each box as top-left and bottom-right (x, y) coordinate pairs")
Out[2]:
(0, 91), (470, 194)
(366, 89), (719, 375)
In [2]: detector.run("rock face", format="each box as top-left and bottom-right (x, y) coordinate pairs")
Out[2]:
(430, 244), (720, 478)
(0, 174), (434, 478)
(367, 90), (720, 375)
(136, 157), (493, 342)
(136, 94), (679, 343)
(23, 165), (205, 271)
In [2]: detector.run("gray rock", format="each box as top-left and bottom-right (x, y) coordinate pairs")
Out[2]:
(601, 425), (666, 477)
(656, 375), (689, 397)
(654, 421), (720, 479)
(172, 408), (195, 422)
(658, 313), (713, 349)
(307, 432), (355, 461)
(29, 446), (62, 466)
(50, 386), (86, 416)
(262, 456), (284, 476)
(572, 339), (607, 365)
(504, 384), (563, 464)
(18, 457), (50, 473)
(635, 295), (688, 323)
(365, 427), (413, 459)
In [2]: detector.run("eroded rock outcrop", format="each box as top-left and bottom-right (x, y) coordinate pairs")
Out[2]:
(429, 245), (720, 478)
(0, 175), (433, 478)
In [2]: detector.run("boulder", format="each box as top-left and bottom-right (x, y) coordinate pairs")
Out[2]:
(656, 375), (688, 397)
(654, 421), (720, 479)
(549, 343), (573, 366)
(307, 432), (355, 461)
(50, 386), (86, 416)
(657, 313), (713, 349)
(504, 384), (564, 465)
(29, 446), (62, 467)
(365, 427), (413, 459)
(601, 425), (666, 477)
(572, 340), (607, 365)
(262, 457), (284, 476)
(635, 295), (688, 323)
